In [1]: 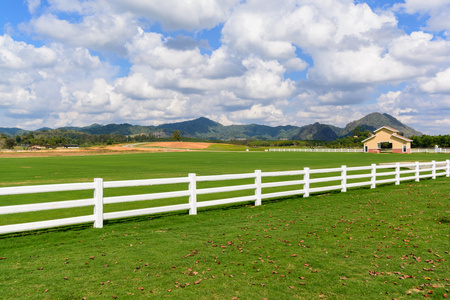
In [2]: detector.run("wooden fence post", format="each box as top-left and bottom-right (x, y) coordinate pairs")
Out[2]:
(189, 173), (197, 215)
(371, 164), (377, 189)
(415, 161), (420, 182)
(93, 178), (103, 228)
(303, 167), (310, 197)
(432, 160), (436, 180)
(395, 163), (400, 185)
(341, 165), (347, 192)
(255, 170), (262, 206)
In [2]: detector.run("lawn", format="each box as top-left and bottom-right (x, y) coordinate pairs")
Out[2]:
(1, 151), (448, 186)
(0, 151), (449, 299)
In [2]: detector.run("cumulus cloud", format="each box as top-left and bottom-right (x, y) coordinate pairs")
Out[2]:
(230, 104), (284, 124)
(2, 0), (450, 134)
(0, 34), (57, 69)
(0, 33), (118, 128)
(376, 90), (450, 134)
(419, 68), (450, 93)
(27, 0), (41, 14)
(241, 58), (295, 100)
(28, 13), (138, 54)
(395, 0), (450, 34)
(108, 0), (240, 31)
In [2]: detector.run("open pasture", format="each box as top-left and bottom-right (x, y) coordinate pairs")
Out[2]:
(1, 150), (449, 299)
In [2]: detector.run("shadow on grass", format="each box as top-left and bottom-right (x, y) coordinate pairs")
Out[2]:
(0, 178), (441, 239)
(0, 195), (305, 239)
(0, 222), (93, 239)
(440, 216), (450, 223)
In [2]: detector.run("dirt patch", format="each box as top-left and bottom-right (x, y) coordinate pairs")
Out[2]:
(0, 149), (124, 158)
(0, 142), (214, 158)
(143, 142), (212, 149)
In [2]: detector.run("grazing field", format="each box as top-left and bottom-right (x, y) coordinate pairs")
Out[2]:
(0, 151), (449, 299)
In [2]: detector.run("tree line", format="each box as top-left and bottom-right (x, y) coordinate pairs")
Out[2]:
(2, 128), (450, 150)
(1, 129), (156, 149)
(410, 134), (450, 148)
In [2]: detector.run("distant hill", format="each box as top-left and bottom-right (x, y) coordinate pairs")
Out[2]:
(159, 117), (222, 135)
(0, 112), (422, 141)
(292, 122), (343, 142)
(343, 113), (421, 137)
(0, 127), (28, 136)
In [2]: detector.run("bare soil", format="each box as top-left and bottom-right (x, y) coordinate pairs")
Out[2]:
(0, 142), (213, 158)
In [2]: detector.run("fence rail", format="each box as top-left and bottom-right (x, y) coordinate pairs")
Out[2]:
(269, 148), (364, 152)
(269, 148), (450, 153)
(1, 160), (449, 235)
(411, 148), (450, 153)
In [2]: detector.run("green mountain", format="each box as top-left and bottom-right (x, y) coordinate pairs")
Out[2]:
(344, 112), (422, 137)
(292, 122), (344, 142)
(0, 112), (423, 141)
(0, 127), (28, 136)
(158, 117), (222, 136)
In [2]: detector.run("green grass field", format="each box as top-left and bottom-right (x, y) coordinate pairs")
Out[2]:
(1, 151), (449, 299)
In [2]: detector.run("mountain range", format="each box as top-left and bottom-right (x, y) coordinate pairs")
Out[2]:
(0, 112), (422, 141)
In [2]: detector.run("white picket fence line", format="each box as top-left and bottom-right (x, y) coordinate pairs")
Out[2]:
(1, 160), (449, 235)
(269, 148), (364, 152)
(269, 148), (450, 153)
(411, 148), (450, 153)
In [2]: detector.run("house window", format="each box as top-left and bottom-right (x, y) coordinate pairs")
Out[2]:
(402, 145), (407, 153)
(364, 145), (368, 153)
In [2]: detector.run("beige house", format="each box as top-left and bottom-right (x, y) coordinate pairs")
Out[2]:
(362, 126), (412, 153)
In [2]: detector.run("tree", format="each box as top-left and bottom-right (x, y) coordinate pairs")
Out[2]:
(172, 130), (181, 141)
(5, 138), (16, 149)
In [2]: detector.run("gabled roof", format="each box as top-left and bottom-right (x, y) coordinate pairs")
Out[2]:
(361, 134), (375, 143)
(374, 126), (398, 133)
(362, 126), (413, 143)
(391, 133), (412, 142)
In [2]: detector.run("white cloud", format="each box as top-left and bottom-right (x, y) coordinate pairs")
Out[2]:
(420, 68), (450, 93)
(0, 34), (118, 128)
(389, 31), (450, 65)
(109, 0), (240, 31)
(27, 0), (41, 14)
(230, 104), (284, 124)
(29, 13), (138, 54)
(0, 34), (57, 69)
(396, 0), (450, 34)
(376, 90), (450, 134)
(2, 0), (450, 135)
(241, 57), (295, 100)
(126, 29), (206, 69)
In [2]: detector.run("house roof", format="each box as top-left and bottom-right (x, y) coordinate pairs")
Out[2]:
(362, 126), (413, 144)
(391, 133), (412, 142)
(374, 126), (398, 133)
(361, 134), (375, 143)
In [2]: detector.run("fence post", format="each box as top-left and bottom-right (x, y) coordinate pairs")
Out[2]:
(93, 178), (103, 228)
(415, 161), (420, 182)
(255, 170), (262, 206)
(395, 163), (400, 185)
(447, 160), (450, 177)
(341, 165), (347, 192)
(189, 173), (197, 215)
(303, 167), (310, 197)
(371, 164), (376, 189)
(432, 160), (436, 180)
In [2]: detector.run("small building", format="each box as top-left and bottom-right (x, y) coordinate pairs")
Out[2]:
(362, 126), (412, 153)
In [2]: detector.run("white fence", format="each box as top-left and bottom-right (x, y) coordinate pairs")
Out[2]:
(411, 148), (450, 153)
(1, 160), (449, 235)
(270, 148), (450, 153)
(269, 148), (364, 152)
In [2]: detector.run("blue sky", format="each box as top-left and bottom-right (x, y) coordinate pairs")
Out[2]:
(1, 0), (450, 134)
